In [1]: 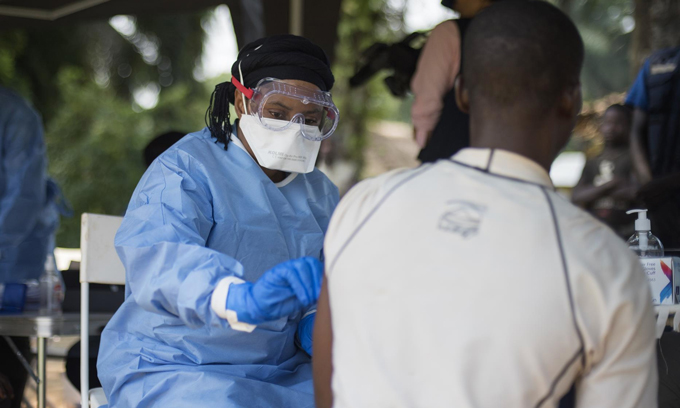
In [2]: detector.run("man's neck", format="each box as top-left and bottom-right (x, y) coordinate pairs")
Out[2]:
(470, 115), (556, 172)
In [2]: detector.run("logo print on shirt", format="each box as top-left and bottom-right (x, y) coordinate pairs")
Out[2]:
(438, 200), (486, 238)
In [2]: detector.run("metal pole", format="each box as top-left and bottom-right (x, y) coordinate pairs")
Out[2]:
(81, 281), (89, 408)
(37, 337), (46, 408)
(289, 0), (304, 36)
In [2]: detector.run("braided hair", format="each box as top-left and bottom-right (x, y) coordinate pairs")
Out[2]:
(205, 82), (233, 149)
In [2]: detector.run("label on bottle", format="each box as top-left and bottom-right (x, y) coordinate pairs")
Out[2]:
(640, 257), (680, 305)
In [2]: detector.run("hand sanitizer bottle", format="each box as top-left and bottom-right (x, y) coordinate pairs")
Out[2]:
(626, 209), (664, 258)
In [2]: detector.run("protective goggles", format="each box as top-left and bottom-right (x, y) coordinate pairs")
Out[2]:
(233, 76), (339, 141)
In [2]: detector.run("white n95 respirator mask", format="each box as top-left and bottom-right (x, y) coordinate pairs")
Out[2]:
(230, 70), (338, 174)
(239, 115), (321, 174)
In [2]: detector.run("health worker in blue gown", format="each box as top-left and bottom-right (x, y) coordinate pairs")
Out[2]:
(97, 35), (340, 408)
(0, 87), (64, 408)
(0, 87), (61, 284)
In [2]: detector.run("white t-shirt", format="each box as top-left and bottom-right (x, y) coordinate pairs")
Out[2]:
(324, 148), (657, 408)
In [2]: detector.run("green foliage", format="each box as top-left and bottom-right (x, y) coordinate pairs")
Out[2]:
(0, 0), (645, 248)
(0, 32), (26, 89)
(0, 13), (211, 247)
(0, 25), (92, 122)
(332, 0), (405, 162)
(45, 68), (211, 247)
(559, 0), (636, 100)
(45, 67), (148, 246)
(97, 14), (206, 100)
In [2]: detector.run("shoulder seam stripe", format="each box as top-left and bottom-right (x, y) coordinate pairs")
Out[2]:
(448, 159), (554, 189)
(540, 187), (586, 358)
(484, 148), (495, 172)
(327, 165), (436, 274)
(533, 348), (583, 408)
(532, 187), (586, 407)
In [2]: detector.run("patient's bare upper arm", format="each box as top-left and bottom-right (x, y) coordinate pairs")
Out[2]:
(313, 278), (333, 408)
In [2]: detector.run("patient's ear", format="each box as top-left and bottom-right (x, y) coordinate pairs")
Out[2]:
(557, 83), (582, 120)
(454, 75), (470, 114)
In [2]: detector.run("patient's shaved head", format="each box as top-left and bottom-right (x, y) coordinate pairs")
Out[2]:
(462, 0), (584, 113)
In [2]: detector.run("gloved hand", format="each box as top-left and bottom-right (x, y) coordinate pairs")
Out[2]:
(296, 312), (316, 355)
(226, 257), (323, 325)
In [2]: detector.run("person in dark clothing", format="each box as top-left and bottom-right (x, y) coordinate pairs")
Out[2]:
(657, 331), (680, 407)
(627, 45), (680, 408)
(626, 46), (680, 249)
(410, 0), (508, 163)
(572, 104), (638, 238)
(0, 338), (30, 408)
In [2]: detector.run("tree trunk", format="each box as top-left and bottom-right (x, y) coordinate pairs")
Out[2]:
(632, 0), (680, 74)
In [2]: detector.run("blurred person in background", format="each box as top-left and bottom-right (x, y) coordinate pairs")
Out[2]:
(411, 0), (508, 163)
(626, 44), (680, 408)
(626, 46), (680, 250)
(0, 87), (61, 408)
(572, 104), (638, 238)
(142, 131), (185, 167)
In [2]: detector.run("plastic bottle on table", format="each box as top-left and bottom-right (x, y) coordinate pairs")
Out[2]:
(40, 253), (63, 314)
(626, 209), (664, 258)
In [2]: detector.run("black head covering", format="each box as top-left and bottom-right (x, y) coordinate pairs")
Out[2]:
(205, 34), (335, 149)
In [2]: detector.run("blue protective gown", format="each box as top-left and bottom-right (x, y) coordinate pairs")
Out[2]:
(0, 87), (59, 283)
(97, 127), (339, 407)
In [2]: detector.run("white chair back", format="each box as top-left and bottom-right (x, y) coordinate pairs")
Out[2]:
(80, 213), (124, 407)
(80, 213), (125, 285)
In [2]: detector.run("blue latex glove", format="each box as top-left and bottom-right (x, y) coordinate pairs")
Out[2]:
(296, 312), (315, 355)
(226, 257), (323, 325)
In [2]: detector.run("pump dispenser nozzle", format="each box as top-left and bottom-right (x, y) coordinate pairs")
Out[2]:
(626, 209), (663, 257)
(626, 209), (651, 232)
